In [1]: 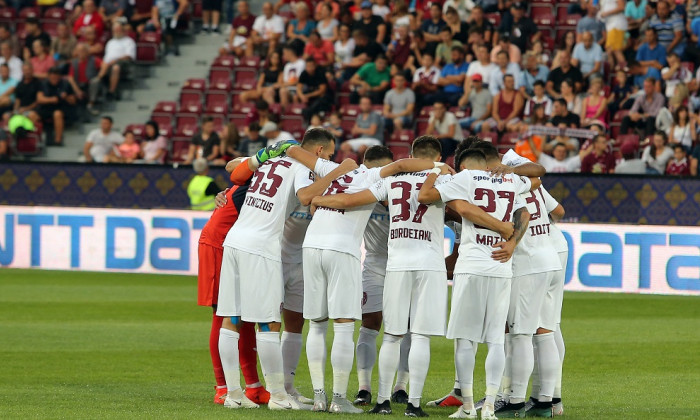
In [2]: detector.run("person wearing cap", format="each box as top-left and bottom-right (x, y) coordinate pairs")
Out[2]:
(457, 73), (492, 134)
(490, 32), (522, 65)
(496, 2), (539, 54)
(353, 1), (386, 45)
(188, 158), (220, 211)
(185, 116), (221, 165)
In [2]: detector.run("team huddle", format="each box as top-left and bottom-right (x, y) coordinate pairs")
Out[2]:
(197, 128), (568, 419)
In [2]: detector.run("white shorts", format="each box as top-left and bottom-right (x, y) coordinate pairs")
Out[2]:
(383, 270), (448, 337)
(507, 272), (554, 335)
(540, 251), (568, 328)
(216, 246), (284, 323)
(447, 274), (510, 344)
(302, 248), (362, 321)
(344, 137), (382, 152)
(222, 35), (246, 50)
(362, 269), (385, 314)
(283, 261), (304, 313)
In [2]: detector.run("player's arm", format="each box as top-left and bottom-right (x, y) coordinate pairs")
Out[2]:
(378, 158), (454, 178)
(447, 200), (514, 240)
(311, 189), (378, 210)
(492, 207), (530, 263)
(417, 169), (443, 204)
(549, 204), (565, 222)
(529, 177), (542, 191)
(445, 241), (459, 280)
(230, 158), (256, 185)
(286, 144), (324, 172)
(490, 160), (547, 177)
(297, 158), (358, 206)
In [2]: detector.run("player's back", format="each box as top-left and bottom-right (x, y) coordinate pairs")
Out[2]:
(363, 203), (390, 276)
(372, 171), (447, 272)
(281, 203), (313, 264)
(223, 156), (313, 261)
(513, 187), (561, 274)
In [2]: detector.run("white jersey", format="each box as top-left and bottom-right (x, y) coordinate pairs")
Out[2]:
(281, 204), (313, 264)
(370, 172), (449, 272)
(538, 186), (568, 254)
(303, 164), (382, 260)
(501, 150), (562, 275)
(363, 203), (390, 277)
(436, 169), (530, 278)
(223, 156), (335, 261)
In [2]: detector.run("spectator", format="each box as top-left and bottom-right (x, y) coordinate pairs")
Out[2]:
(23, 18), (51, 61)
(213, 122), (243, 164)
(572, 31), (604, 80)
(412, 54), (440, 97)
(514, 129), (544, 162)
(641, 130), (674, 173)
(383, 73), (415, 132)
(96, 22), (135, 101)
(81, 26), (105, 58)
(426, 100), (459, 159)
(274, 0), (313, 14)
(29, 40), (55, 79)
(467, 6), (493, 45)
(220, 0), (256, 57)
(0, 24), (19, 58)
(489, 50), (521, 96)
(607, 69), (635, 117)
(37, 67), (76, 146)
(625, 0), (647, 40)
(303, 31), (334, 68)
(579, 77), (608, 128)
(427, 46), (468, 106)
(386, 25), (413, 72)
(600, 0), (628, 69)
(615, 140), (646, 174)
(421, 3), (446, 51)
(152, 0), (188, 56)
(244, 100), (272, 136)
(577, 4), (606, 45)
(669, 105), (696, 149)
(185, 116), (221, 164)
(316, 2), (339, 41)
(339, 30), (382, 81)
(67, 43), (103, 115)
(580, 134), (616, 173)
(444, 6), (469, 44)
(649, 0), (686, 55)
(691, 141), (700, 175)
(0, 42), (22, 82)
(11, 64), (40, 123)
(279, 43), (305, 107)
(498, 2), (539, 53)
(73, 0), (105, 39)
(353, 1), (386, 45)
(333, 24), (355, 76)
(389, 1), (415, 35)
(518, 51), (550, 99)
(239, 50), (282, 104)
(410, 30), (435, 67)
(140, 120), (168, 164)
(324, 111), (344, 144)
(666, 143), (691, 175)
(372, 0), (391, 20)
(524, 80), (553, 119)
(530, 40), (550, 68)
(548, 97), (581, 128)
(457, 73), (492, 133)
(202, 0), (222, 34)
(482, 73), (524, 133)
(341, 96), (383, 156)
(99, 0), (128, 25)
(532, 141), (582, 173)
(188, 158), (220, 210)
(51, 23), (78, 63)
(261, 120), (294, 146)
(547, 50), (584, 97)
(435, 26), (464, 66)
(442, 0), (471, 22)
(661, 52), (693, 98)
(0, 63), (17, 115)
(296, 57), (331, 122)
(84, 116), (124, 162)
(238, 122), (265, 156)
(490, 32), (522, 65)
(633, 27), (666, 88)
(350, 54), (390, 104)
(105, 130), (141, 163)
(315, 0), (341, 20)
(466, 44), (498, 92)
(622, 77), (666, 137)
(0, 129), (7, 161)
(551, 31), (576, 70)
(287, 3), (316, 43)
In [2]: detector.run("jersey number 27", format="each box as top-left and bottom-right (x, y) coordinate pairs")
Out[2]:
(390, 181), (429, 223)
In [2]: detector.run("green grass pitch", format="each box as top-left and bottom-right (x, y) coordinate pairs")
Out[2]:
(1, 269), (699, 419)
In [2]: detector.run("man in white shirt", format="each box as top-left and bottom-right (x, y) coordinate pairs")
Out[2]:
(261, 121), (294, 146)
(83, 116), (124, 162)
(426, 101), (459, 160)
(532, 141), (581, 173)
(661, 52), (693, 98)
(466, 44), (498, 92)
(96, 21), (135, 100)
(0, 42), (22, 82)
(246, 1), (285, 57)
(279, 44), (305, 107)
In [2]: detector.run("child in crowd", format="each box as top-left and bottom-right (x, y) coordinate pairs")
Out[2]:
(237, 122), (265, 157)
(324, 111), (345, 145)
(118, 131), (141, 163)
(666, 144), (691, 175)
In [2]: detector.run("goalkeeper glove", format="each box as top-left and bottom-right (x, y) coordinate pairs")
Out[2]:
(255, 140), (300, 164)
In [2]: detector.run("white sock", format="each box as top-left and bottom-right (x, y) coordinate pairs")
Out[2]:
(454, 338), (475, 409)
(499, 333), (512, 400)
(255, 331), (285, 396)
(377, 334), (402, 403)
(394, 333), (411, 392)
(306, 320), (328, 393)
(534, 333), (558, 403)
(554, 325), (565, 399)
(530, 338), (540, 398)
(509, 334), (534, 403)
(331, 322), (355, 399)
(281, 331), (303, 393)
(408, 333), (430, 407)
(452, 340), (460, 390)
(356, 327), (380, 392)
(485, 341), (505, 408)
(218, 328), (241, 392)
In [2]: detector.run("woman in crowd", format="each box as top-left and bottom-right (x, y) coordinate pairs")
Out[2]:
(213, 122), (243, 165)
(642, 131), (674, 174)
(140, 120), (168, 164)
(316, 2), (339, 42)
(444, 7), (469, 44)
(551, 31), (575, 70)
(333, 24), (355, 77)
(239, 51), (282, 104)
(669, 105), (696, 150)
(389, 1), (415, 34)
(560, 79), (582, 115)
(579, 77), (608, 128)
(287, 3), (316, 44)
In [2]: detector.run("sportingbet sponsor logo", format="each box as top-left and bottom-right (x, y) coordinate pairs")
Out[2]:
(1, 206), (698, 295)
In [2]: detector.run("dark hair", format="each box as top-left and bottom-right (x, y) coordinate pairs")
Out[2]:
(430, 2), (441, 10)
(554, 98), (568, 107)
(552, 142), (567, 151)
(533, 80), (545, 88)
(255, 99), (269, 111)
(145, 120), (160, 140)
(364, 145), (394, 162)
(48, 66), (62, 75)
(557, 30), (575, 51)
(532, 104), (547, 124)
(26, 17), (39, 25)
(673, 105), (689, 125)
(102, 116), (113, 124)
(672, 144), (686, 153)
(305, 56), (317, 64)
(249, 122), (261, 132)
(376, 54), (388, 61)
(440, 26), (452, 34)
(411, 135), (442, 158)
(645, 27), (657, 35)
(451, 45), (464, 53)
(497, 50), (509, 60)
(124, 130), (135, 137)
(302, 127), (335, 147)
(456, 148), (486, 168)
(202, 116), (214, 124)
(0, 63), (7, 70)
(454, 135), (480, 161)
(469, 140), (499, 161)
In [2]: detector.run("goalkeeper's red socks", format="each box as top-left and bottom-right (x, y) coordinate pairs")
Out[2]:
(239, 321), (261, 385)
(209, 314), (226, 387)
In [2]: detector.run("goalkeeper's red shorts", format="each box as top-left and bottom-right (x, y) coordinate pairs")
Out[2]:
(197, 243), (223, 307)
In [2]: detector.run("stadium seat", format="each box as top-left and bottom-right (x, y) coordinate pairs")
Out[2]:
(204, 91), (229, 114)
(340, 104), (361, 118)
(41, 7), (66, 36)
(556, 5), (579, 26)
(175, 114), (200, 138)
(500, 132), (520, 145)
(152, 101), (178, 116)
(136, 32), (162, 65)
(125, 124), (146, 141)
(481, 131), (499, 144)
(614, 134), (640, 148)
(230, 101), (255, 116)
(209, 68), (232, 91)
(178, 91), (203, 114)
(286, 103), (306, 118)
(182, 78), (207, 93)
(450, 107), (470, 119)
(340, 118), (355, 139)
(170, 138), (191, 162)
(229, 115), (248, 132)
(389, 144), (411, 160)
(531, 5), (554, 26)
(16, 7), (41, 35)
(281, 118), (305, 133)
(337, 93), (351, 106)
(0, 8), (16, 28)
(11, 130), (43, 157)
(211, 55), (237, 70)
(388, 129), (414, 145)
(150, 114), (174, 137)
(232, 71), (257, 91)
(485, 13), (501, 27)
(238, 56), (262, 69)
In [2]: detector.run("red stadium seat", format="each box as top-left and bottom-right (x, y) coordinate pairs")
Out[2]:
(205, 91), (229, 114)
(500, 132), (520, 145)
(182, 78), (207, 93)
(175, 114), (200, 138)
(485, 13), (500, 27)
(481, 131), (499, 144)
(338, 93), (351, 106)
(416, 120), (429, 135)
(178, 91), (203, 114)
(0, 8), (17, 28)
(614, 134), (640, 148)
(532, 5), (554, 26)
(389, 144), (411, 160)
(152, 101), (178, 115)
(209, 68), (232, 91)
(450, 107), (470, 119)
(232, 71), (257, 91)
(211, 55), (237, 70)
(281, 118), (305, 133)
(418, 106), (434, 119)
(340, 104), (361, 118)
(170, 138), (191, 162)
(340, 118), (355, 139)
(124, 124), (146, 141)
(43, 6), (66, 20)
(286, 103), (306, 117)
(150, 114), (174, 136)
(238, 56), (261, 69)
(12, 131), (43, 157)
(136, 40), (160, 64)
(230, 101), (256, 116)
(556, 5), (579, 26)
(388, 129), (414, 145)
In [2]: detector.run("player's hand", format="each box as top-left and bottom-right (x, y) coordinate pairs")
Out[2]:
(439, 164), (456, 175)
(497, 221), (515, 240)
(491, 238), (516, 263)
(488, 163), (514, 176)
(339, 157), (359, 173)
(255, 140), (300, 164)
(215, 188), (229, 208)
